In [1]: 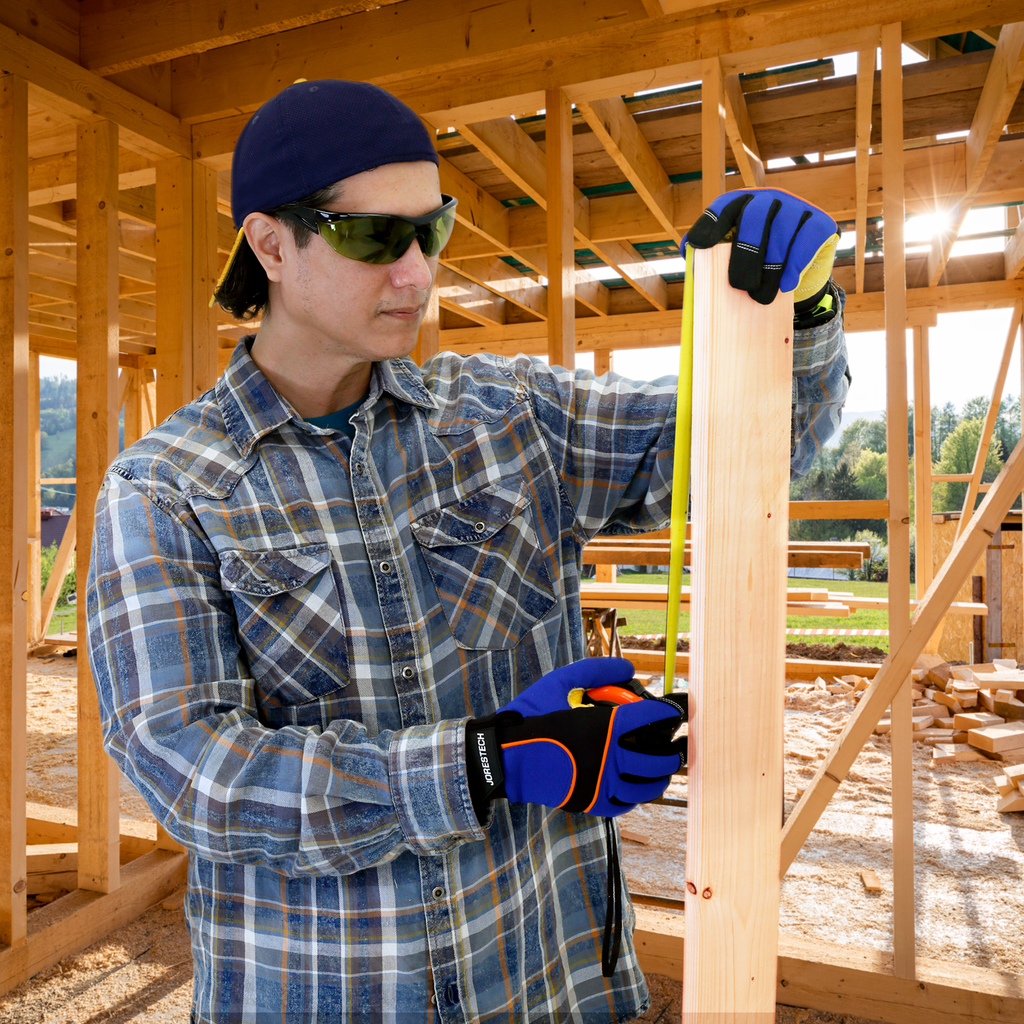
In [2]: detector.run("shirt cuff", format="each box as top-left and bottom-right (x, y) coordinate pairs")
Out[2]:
(388, 718), (487, 854)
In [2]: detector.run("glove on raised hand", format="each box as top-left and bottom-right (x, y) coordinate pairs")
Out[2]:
(466, 658), (686, 820)
(683, 187), (839, 306)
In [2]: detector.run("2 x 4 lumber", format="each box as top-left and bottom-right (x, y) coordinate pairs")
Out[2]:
(880, 21), (915, 980)
(780, 431), (1024, 878)
(0, 850), (187, 998)
(700, 56), (727, 207)
(191, 160), (220, 399)
(956, 301), (1024, 538)
(684, 244), (792, 1022)
(155, 157), (193, 419)
(0, 21), (189, 161)
(79, 0), (407, 76)
(436, 266), (507, 326)
(855, 46), (876, 293)
(27, 149), (155, 208)
(75, 119), (121, 896)
(575, 95), (681, 240)
(27, 351), (41, 644)
(1006, 216), (1024, 280)
(790, 499), (889, 519)
(166, 0), (1024, 125)
(446, 256), (547, 319)
(722, 72), (766, 189)
(927, 23), (1024, 287)
(913, 326), (934, 596)
(546, 87), (576, 369)
(437, 153), (511, 253)
(633, 906), (1024, 1024)
(0, 74), (29, 952)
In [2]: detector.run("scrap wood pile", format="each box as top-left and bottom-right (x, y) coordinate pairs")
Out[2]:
(786, 654), (1024, 814)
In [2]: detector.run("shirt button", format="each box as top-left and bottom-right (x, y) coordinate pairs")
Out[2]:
(379, 561), (391, 574)
(401, 666), (415, 680)
(432, 886), (445, 900)
(474, 521), (486, 533)
(354, 462), (364, 474)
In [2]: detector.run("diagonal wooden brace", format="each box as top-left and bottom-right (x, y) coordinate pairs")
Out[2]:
(780, 430), (1024, 874)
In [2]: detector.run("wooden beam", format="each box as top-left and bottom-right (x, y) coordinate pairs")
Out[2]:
(75, 119), (121, 896)
(634, 906), (1024, 1024)
(445, 256), (547, 319)
(156, 157), (193, 419)
(855, 45), (877, 293)
(0, 21), (190, 161)
(437, 153), (511, 252)
(546, 87), (576, 369)
(27, 350), (41, 644)
(1005, 210), (1024, 280)
(780, 431), (1024, 878)
(700, 56), (727, 206)
(436, 266), (506, 326)
(0, 73), (29, 952)
(722, 72), (766, 188)
(575, 95), (681, 240)
(913, 325), (934, 597)
(27, 149), (156, 208)
(0, 850), (186, 997)
(192, 160), (219, 398)
(955, 301), (1024, 537)
(684, 243), (792, 1021)
(880, 21), (915, 980)
(927, 23), (1024, 286)
(79, 0), (408, 75)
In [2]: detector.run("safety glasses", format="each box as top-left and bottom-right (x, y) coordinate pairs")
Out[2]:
(278, 195), (458, 264)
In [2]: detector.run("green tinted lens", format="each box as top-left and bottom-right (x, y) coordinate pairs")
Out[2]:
(320, 216), (415, 264)
(417, 208), (456, 258)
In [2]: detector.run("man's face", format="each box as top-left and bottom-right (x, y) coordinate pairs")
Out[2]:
(268, 160), (442, 363)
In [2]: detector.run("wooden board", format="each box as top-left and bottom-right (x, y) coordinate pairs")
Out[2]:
(683, 243), (792, 1021)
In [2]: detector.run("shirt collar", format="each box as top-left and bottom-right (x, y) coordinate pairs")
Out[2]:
(217, 337), (437, 457)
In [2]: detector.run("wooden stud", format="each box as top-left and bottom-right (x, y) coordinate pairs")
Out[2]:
(75, 118), (121, 896)
(1006, 215), (1024, 281)
(545, 87), (575, 369)
(782, 429), (1024, 872)
(576, 95), (680, 240)
(955, 302), (1024, 537)
(684, 244), (793, 1023)
(881, 21), (915, 980)
(700, 56), (727, 207)
(26, 349), (41, 644)
(986, 528), (1003, 663)
(192, 160), (219, 398)
(0, 73), (29, 951)
(854, 45), (876, 294)
(593, 349), (617, 586)
(722, 73), (766, 189)
(156, 156), (193, 421)
(913, 325), (933, 597)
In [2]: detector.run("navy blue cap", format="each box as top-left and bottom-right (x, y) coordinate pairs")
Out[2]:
(230, 80), (439, 229)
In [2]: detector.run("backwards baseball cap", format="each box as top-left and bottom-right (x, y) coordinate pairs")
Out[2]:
(212, 79), (439, 304)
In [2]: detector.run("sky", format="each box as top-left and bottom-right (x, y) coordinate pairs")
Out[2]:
(40, 46), (1020, 419)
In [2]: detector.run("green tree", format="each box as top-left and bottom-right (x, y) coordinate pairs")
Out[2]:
(853, 449), (887, 500)
(861, 416), (887, 454)
(932, 417), (1004, 512)
(40, 543), (76, 606)
(932, 401), (958, 455)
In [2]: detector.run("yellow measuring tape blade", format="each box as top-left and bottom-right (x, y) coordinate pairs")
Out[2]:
(663, 243), (694, 694)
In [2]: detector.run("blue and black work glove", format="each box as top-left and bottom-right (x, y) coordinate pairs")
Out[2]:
(466, 657), (686, 821)
(683, 187), (840, 327)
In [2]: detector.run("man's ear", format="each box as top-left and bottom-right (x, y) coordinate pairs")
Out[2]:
(244, 212), (289, 283)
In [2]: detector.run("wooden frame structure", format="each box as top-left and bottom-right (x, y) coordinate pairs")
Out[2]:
(1, 0), (1024, 1017)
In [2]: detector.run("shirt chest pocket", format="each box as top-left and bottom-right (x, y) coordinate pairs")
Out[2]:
(218, 543), (349, 713)
(411, 478), (556, 650)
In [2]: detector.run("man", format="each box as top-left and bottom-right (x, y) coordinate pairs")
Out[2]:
(87, 80), (848, 1023)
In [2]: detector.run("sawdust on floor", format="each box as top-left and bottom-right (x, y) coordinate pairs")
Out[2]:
(4, 650), (1022, 1023)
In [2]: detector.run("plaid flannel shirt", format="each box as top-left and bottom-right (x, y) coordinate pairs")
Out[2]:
(87, 301), (847, 1024)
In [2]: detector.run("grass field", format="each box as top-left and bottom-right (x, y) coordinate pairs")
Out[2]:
(604, 572), (892, 652)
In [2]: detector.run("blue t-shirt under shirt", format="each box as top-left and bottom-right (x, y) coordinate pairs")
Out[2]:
(305, 397), (363, 440)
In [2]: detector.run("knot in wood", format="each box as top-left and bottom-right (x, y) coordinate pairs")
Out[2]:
(701, 887), (713, 899)
(686, 882), (697, 894)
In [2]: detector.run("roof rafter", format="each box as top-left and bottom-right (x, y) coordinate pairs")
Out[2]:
(721, 73), (765, 188)
(927, 21), (1024, 286)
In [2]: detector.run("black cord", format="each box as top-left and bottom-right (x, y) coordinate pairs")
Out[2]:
(601, 816), (623, 977)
